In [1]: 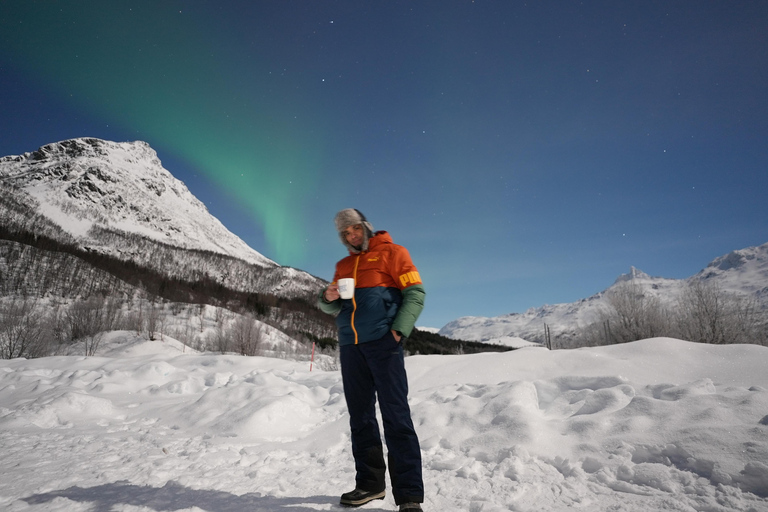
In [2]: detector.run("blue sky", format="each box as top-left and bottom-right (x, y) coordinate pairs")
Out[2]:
(1, 1), (767, 328)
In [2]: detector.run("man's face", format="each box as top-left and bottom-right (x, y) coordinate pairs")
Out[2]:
(342, 224), (365, 249)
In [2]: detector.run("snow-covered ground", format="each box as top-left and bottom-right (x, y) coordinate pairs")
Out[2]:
(1, 335), (767, 511)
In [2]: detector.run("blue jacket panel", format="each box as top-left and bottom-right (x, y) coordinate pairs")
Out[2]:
(336, 286), (403, 346)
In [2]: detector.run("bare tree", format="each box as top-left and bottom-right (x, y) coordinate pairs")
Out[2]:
(729, 293), (767, 345)
(599, 281), (669, 344)
(46, 302), (69, 352)
(0, 297), (47, 359)
(146, 297), (162, 341)
(121, 305), (144, 337)
(212, 309), (230, 354)
(131, 296), (145, 335)
(231, 314), (264, 356)
(197, 303), (206, 333)
(65, 295), (122, 356)
(576, 279), (768, 348)
(675, 280), (765, 345)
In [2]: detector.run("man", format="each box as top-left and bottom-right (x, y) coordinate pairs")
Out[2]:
(318, 208), (426, 511)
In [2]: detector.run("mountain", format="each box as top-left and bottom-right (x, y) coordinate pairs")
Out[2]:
(1, 138), (269, 264)
(0, 138), (322, 298)
(440, 242), (768, 345)
(695, 243), (768, 298)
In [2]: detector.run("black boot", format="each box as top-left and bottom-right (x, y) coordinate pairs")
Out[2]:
(340, 488), (386, 507)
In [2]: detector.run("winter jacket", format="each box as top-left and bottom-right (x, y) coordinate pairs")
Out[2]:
(318, 231), (426, 346)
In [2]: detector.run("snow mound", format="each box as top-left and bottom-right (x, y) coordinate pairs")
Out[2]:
(1, 337), (767, 510)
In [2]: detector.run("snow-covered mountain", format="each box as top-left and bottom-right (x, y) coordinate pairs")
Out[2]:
(695, 243), (768, 297)
(0, 138), (324, 298)
(0, 138), (272, 266)
(440, 242), (768, 345)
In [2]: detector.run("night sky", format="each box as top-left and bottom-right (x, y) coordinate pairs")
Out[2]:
(2, 1), (767, 328)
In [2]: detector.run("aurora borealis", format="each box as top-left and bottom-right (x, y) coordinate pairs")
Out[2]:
(2, 1), (767, 327)
(1, 1), (324, 264)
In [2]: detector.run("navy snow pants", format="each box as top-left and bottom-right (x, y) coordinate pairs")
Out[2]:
(339, 331), (423, 505)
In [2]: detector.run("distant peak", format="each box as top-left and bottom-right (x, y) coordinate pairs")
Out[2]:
(707, 249), (752, 272)
(614, 266), (650, 284)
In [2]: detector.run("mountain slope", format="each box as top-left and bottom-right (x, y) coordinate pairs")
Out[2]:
(440, 242), (768, 345)
(0, 138), (323, 298)
(0, 138), (272, 266)
(695, 243), (768, 298)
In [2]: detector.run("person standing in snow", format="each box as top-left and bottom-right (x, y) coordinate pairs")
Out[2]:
(318, 208), (426, 511)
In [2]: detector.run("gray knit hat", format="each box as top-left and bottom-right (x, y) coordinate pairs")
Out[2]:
(334, 208), (374, 253)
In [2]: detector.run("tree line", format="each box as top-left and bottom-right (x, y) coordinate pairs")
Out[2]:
(0, 232), (338, 359)
(1, 224), (509, 360)
(0, 230), (337, 340)
(563, 280), (768, 348)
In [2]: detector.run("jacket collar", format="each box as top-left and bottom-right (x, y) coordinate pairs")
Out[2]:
(348, 230), (392, 255)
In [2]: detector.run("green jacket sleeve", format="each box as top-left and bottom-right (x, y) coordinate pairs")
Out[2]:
(392, 284), (425, 338)
(316, 286), (342, 315)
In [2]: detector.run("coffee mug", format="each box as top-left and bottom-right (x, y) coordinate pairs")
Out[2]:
(337, 278), (355, 299)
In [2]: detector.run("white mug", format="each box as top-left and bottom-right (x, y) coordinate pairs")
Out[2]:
(337, 278), (355, 299)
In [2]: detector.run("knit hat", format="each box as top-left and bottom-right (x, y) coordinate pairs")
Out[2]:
(334, 208), (374, 253)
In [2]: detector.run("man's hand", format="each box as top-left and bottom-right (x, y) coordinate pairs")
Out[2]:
(324, 283), (340, 302)
(391, 330), (402, 342)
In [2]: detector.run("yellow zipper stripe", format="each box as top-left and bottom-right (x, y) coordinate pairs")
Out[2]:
(350, 254), (360, 344)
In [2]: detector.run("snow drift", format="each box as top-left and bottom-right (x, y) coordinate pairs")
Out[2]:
(1, 335), (767, 511)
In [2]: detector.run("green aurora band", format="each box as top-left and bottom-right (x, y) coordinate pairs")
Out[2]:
(0, 1), (321, 265)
